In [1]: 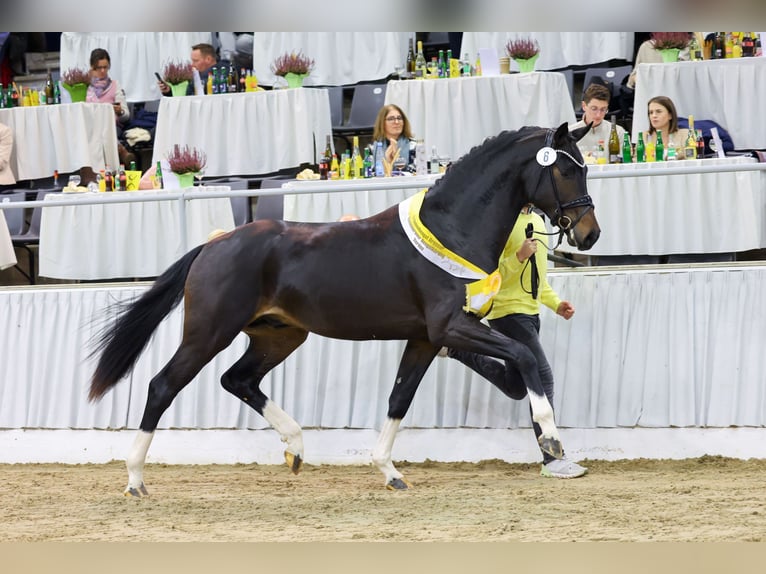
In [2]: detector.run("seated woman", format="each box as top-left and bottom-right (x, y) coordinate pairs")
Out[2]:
(370, 104), (416, 172)
(643, 96), (690, 158)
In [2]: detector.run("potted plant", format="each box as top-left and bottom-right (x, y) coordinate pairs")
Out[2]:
(270, 51), (315, 88)
(166, 144), (206, 188)
(505, 37), (540, 73)
(162, 60), (194, 96)
(61, 67), (90, 102)
(651, 32), (691, 62)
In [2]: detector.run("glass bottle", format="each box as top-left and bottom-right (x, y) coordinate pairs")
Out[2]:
(462, 52), (472, 77)
(655, 130), (664, 161)
(415, 40), (427, 79)
(666, 136), (677, 160)
(363, 148), (373, 178)
(713, 33), (724, 59)
(324, 134), (333, 166)
(608, 116), (621, 163)
(351, 136), (363, 179)
(117, 163), (127, 190)
(636, 132), (645, 163)
(155, 161), (163, 188)
(97, 169), (105, 192)
(685, 115), (697, 159)
(329, 153), (339, 180)
(742, 33), (754, 57)
(446, 49), (453, 77)
(129, 160), (137, 171)
(104, 166), (114, 191)
(689, 35), (703, 61)
(53, 79), (60, 104)
(428, 57), (438, 79)
(437, 49), (446, 78)
(622, 132), (632, 164)
(696, 129), (705, 159)
(475, 52), (482, 76)
(406, 38), (416, 76)
(239, 67), (247, 92)
(430, 146), (440, 174)
(44, 71), (54, 105)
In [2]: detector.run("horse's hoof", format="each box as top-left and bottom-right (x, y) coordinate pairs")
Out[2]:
(386, 477), (412, 491)
(538, 436), (564, 459)
(284, 451), (303, 475)
(123, 483), (149, 498)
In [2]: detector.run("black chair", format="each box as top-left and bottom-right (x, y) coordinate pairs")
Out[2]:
(577, 65), (633, 119)
(327, 86), (345, 130)
(254, 178), (288, 220)
(10, 190), (50, 284)
(1, 191), (27, 235)
(334, 83), (387, 148)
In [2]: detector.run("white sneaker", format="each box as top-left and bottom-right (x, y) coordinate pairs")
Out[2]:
(540, 458), (588, 479)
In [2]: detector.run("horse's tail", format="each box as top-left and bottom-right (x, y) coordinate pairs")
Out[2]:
(88, 244), (205, 402)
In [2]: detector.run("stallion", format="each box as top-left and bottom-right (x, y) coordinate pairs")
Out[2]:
(90, 122), (599, 495)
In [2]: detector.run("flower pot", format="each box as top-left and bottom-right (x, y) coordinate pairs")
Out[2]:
(514, 54), (539, 73)
(284, 73), (307, 88)
(62, 82), (88, 103)
(499, 57), (511, 74)
(658, 48), (680, 63)
(176, 172), (195, 188)
(170, 80), (190, 97)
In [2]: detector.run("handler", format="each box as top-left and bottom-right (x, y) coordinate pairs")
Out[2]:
(444, 204), (587, 479)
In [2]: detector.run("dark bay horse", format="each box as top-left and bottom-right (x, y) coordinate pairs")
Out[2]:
(90, 122), (599, 495)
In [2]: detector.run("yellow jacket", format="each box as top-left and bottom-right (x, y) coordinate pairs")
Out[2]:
(487, 210), (561, 319)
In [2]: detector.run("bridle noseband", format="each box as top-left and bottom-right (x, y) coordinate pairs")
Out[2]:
(533, 129), (594, 248)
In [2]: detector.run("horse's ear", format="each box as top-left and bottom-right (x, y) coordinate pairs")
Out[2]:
(569, 122), (591, 143)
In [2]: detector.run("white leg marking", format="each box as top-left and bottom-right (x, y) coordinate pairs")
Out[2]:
(126, 430), (154, 492)
(528, 391), (560, 441)
(371, 418), (403, 485)
(262, 400), (304, 458)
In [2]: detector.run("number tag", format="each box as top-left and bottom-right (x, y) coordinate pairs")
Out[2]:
(536, 147), (557, 166)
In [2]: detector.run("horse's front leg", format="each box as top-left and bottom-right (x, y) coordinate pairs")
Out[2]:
(372, 340), (438, 490)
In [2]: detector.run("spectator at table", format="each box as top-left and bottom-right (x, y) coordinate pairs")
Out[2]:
(0, 121), (16, 190)
(642, 95), (690, 154)
(569, 83), (625, 153)
(370, 104), (416, 171)
(157, 43), (228, 96)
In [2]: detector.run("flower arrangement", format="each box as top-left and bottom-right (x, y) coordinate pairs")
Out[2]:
(270, 51), (315, 77)
(651, 32), (691, 50)
(166, 144), (206, 174)
(61, 67), (90, 86)
(162, 60), (194, 85)
(505, 37), (540, 60)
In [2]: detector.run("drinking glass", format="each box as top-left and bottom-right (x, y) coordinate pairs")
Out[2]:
(194, 169), (205, 187)
(393, 156), (407, 174)
(394, 65), (405, 80)
(68, 174), (81, 188)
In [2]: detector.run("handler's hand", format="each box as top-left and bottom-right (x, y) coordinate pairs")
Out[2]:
(516, 237), (538, 262)
(556, 300), (575, 320)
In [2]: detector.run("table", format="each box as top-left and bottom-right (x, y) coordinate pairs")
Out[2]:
(282, 174), (442, 222)
(633, 58), (766, 150)
(152, 88), (333, 178)
(60, 32), (212, 102)
(384, 73), (576, 163)
(460, 33), (635, 70)
(556, 157), (766, 257)
(38, 187), (235, 280)
(251, 32), (412, 86)
(0, 103), (119, 181)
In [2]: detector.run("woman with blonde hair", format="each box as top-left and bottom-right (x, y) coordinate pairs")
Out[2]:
(371, 104), (416, 170)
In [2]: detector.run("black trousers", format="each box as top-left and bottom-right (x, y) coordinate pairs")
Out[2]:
(449, 313), (558, 463)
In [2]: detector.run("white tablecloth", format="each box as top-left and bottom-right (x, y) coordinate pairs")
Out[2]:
(556, 157), (766, 256)
(384, 74), (576, 163)
(0, 103), (119, 181)
(460, 33), (635, 70)
(38, 187), (235, 280)
(252, 32), (412, 86)
(152, 88), (333, 178)
(633, 58), (766, 150)
(60, 32), (213, 102)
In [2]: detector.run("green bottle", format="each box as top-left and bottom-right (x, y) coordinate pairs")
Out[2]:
(636, 132), (645, 163)
(622, 132), (632, 164)
(655, 130), (664, 162)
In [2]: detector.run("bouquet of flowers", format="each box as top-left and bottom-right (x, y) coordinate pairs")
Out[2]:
(270, 51), (315, 76)
(651, 32), (691, 50)
(162, 60), (194, 85)
(505, 37), (540, 60)
(166, 144), (206, 175)
(61, 67), (90, 86)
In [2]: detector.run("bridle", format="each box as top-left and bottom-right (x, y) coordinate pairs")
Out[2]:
(532, 129), (594, 248)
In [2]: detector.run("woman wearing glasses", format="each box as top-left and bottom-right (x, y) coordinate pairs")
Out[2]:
(370, 104), (416, 172)
(568, 82), (625, 156)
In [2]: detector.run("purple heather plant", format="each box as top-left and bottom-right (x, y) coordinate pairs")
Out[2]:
(651, 32), (691, 50)
(270, 51), (315, 76)
(506, 37), (540, 60)
(61, 67), (90, 86)
(166, 144), (207, 174)
(162, 60), (194, 84)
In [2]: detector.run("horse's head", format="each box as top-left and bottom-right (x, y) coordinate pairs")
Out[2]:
(527, 123), (600, 250)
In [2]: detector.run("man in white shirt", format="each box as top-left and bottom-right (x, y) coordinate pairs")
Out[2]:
(569, 83), (625, 156)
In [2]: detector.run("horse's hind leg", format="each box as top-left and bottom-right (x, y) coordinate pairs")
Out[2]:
(372, 340), (437, 490)
(221, 323), (308, 474)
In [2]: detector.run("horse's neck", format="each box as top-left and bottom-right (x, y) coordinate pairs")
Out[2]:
(420, 172), (527, 272)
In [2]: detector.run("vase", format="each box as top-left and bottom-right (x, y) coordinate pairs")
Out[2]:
(514, 54), (539, 73)
(284, 73), (307, 88)
(658, 48), (680, 63)
(62, 82), (88, 103)
(170, 80), (190, 97)
(177, 172), (195, 188)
